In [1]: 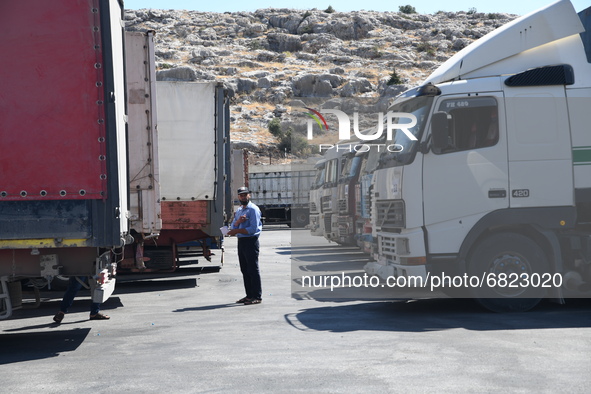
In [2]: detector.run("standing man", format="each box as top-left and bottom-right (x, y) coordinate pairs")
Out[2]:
(227, 186), (263, 305)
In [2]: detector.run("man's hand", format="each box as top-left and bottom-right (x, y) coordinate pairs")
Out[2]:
(227, 228), (246, 236)
(236, 214), (247, 225)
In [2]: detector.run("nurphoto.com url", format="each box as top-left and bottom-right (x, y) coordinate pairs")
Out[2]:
(301, 272), (563, 293)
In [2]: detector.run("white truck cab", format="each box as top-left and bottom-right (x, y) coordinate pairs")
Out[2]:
(365, 0), (591, 311)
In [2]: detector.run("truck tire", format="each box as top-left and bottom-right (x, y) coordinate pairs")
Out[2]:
(468, 233), (549, 312)
(292, 210), (309, 228)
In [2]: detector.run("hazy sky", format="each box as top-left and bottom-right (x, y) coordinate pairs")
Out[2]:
(123, 0), (589, 16)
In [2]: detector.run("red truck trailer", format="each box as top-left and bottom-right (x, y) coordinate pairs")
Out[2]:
(0, 0), (128, 318)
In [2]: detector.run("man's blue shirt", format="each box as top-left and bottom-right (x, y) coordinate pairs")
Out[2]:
(231, 201), (262, 237)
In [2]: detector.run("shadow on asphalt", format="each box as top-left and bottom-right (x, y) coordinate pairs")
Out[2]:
(2, 277), (199, 323)
(116, 266), (220, 281)
(114, 278), (198, 293)
(173, 303), (243, 312)
(2, 296), (125, 323)
(278, 245), (356, 255)
(261, 225), (291, 232)
(285, 298), (591, 332)
(0, 328), (91, 364)
(297, 261), (370, 272)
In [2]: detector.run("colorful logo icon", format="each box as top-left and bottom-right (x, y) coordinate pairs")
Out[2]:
(305, 107), (329, 131)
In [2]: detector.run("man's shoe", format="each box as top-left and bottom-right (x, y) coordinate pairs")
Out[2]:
(244, 299), (262, 305)
(236, 297), (250, 303)
(53, 311), (64, 324)
(89, 313), (110, 320)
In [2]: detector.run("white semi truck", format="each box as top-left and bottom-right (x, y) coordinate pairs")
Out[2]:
(319, 147), (349, 242)
(309, 160), (327, 236)
(365, 0), (591, 311)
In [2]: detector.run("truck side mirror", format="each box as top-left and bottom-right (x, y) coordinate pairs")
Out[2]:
(431, 111), (451, 151)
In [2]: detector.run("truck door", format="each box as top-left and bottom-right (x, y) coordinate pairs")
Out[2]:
(504, 86), (573, 209)
(422, 94), (508, 254)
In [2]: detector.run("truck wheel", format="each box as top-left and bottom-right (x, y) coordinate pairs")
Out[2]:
(468, 233), (549, 312)
(292, 210), (309, 228)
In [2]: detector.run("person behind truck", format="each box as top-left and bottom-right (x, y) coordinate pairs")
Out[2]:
(465, 108), (499, 150)
(482, 108), (499, 147)
(227, 186), (263, 305)
(466, 120), (480, 149)
(53, 276), (110, 323)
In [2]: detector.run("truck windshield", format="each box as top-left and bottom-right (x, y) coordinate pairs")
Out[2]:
(312, 166), (325, 189)
(340, 154), (362, 181)
(379, 95), (434, 168)
(364, 142), (382, 174)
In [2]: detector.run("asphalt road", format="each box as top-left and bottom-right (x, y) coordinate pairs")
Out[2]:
(1, 226), (591, 393)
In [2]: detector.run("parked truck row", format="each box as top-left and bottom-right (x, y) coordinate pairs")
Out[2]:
(0, 0), (232, 319)
(310, 0), (591, 312)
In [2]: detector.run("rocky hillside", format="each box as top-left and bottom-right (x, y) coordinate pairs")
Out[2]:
(124, 7), (516, 158)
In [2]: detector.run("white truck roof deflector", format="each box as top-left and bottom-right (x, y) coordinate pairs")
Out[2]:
(424, 0), (584, 85)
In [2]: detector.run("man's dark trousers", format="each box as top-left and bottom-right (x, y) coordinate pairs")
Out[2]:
(238, 236), (261, 300)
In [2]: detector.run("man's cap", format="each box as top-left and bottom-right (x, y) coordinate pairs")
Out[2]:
(237, 186), (250, 195)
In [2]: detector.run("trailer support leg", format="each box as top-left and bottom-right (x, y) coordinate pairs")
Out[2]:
(0, 276), (13, 320)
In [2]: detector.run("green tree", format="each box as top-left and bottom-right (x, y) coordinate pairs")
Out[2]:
(387, 69), (403, 85)
(268, 117), (282, 137)
(289, 133), (311, 156)
(268, 119), (311, 157)
(399, 5), (417, 14)
(416, 41), (436, 56)
(324, 5), (335, 13)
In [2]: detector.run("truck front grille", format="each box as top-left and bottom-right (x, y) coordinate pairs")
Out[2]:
(310, 202), (318, 213)
(379, 234), (397, 263)
(337, 216), (351, 237)
(321, 195), (332, 212)
(375, 200), (405, 230)
(324, 213), (332, 234)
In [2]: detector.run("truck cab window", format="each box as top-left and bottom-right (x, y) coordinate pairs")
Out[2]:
(434, 97), (499, 154)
